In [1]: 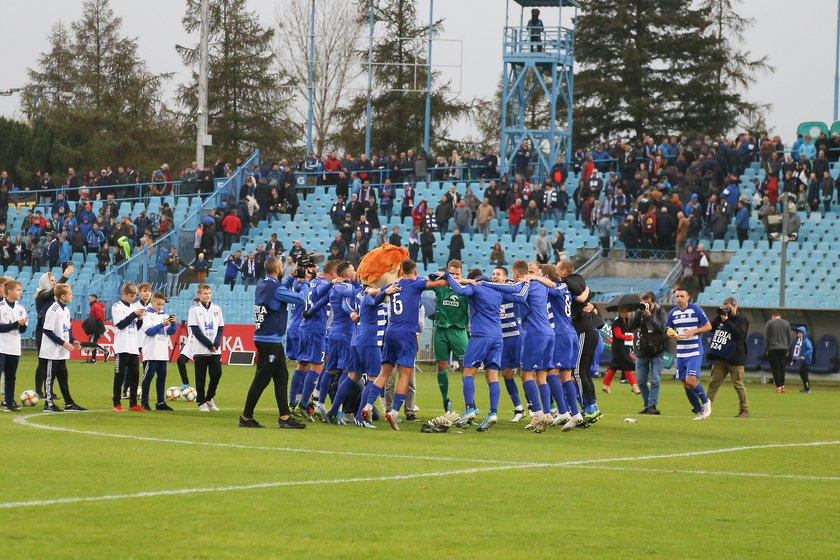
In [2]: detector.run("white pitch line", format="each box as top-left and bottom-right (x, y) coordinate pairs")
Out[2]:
(569, 465), (840, 482)
(11, 412), (523, 465)
(4, 414), (840, 509)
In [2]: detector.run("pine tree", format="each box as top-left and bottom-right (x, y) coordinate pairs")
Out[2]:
(25, 0), (185, 173)
(177, 0), (297, 161)
(573, 0), (767, 145)
(333, 0), (470, 155)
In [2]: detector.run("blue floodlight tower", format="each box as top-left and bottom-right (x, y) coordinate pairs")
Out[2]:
(500, 0), (578, 182)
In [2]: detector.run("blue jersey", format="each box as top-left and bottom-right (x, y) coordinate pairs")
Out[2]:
(546, 283), (575, 335)
(385, 276), (428, 336)
(328, 281), (358, 338)
(667, 303), (710, 359)
(286, 276), (309, 330)
(487, 280), (552, 336)
(253, 276), (305, 343)
(445, 274), (503, 338)
(300, 276), (332, 333)
(352, 288), (388, 347)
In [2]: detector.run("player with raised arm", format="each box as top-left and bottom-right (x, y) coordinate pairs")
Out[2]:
(314, 261), (359, 422)
(493, 266), (525, 422)
(40, 283), (84, 412)
(445, 268), (505, 432)
(361, 259), (447, 430)
(327, 282), (396, 427)
(140, 292), (178, 411)
(112, 282), (145, 412)
(430, 260), (469, 412)
(557, 260), (605, 426)
(188, 284), (225, 412)
(239, 255), (307, 429)
(667, 287), (713, 419)
(293, 260), (337, 420)
(482, 260), (554, 432)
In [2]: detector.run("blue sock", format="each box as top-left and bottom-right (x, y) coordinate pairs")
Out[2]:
(328, 375), (355, 415)
(538, 383), (552, 414)
(289, 369), (305, 406)
(685, 387), (702, 413)
(317, 372), (335, 404)
(547, 375), (568, 414)
(300, 370), (319, 405)
(364, 382), (381, 407)
(693, 382), (709, 404)
(393, 393), (406, 412)
(562, 380), (580, 416)
(463, 376), (476, 409)
(488, 381), (500, 414)
(504, 378), (522, 408)
(356, 382), (375, 420)
(522, 380), (540, 412)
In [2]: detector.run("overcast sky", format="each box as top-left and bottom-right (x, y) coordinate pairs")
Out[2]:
(1, 0), (837, 146)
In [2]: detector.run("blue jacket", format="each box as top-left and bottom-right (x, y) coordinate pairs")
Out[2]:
(735, 206), (750, 229)
(59, 240), (72, 263)
(792, 327), (813, 365)
(224, 256), (242, 278)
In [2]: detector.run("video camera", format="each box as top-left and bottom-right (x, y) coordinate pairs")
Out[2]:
(717, 306), (732, 316)
(294, 255), (316, 278)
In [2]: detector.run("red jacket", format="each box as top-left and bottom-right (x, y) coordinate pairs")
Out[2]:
(89, 300), (105, 321)
(507, 204), (524, 225)
(221, 214), (242, 234)
(324, 156), (342, 174)
(411, 200), (428, 227)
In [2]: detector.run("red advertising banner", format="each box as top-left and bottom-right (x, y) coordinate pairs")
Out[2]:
(70, 321), (256, 363)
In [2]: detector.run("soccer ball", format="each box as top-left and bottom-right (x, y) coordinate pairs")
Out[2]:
(20, 390), (39, 407)
(180, 386), (197, 402)
(166, 387), (182, 401)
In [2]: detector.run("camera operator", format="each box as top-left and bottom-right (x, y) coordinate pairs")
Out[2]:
(705, 296), (750, 418)
(627, 291), (668, 414)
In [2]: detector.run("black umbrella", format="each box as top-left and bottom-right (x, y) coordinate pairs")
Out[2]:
(604, 292), (642, 312)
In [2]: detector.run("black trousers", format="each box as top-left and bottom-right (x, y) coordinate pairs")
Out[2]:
(114, 353), (140, 406)
(767, 349), (788, 387)
(0, 353), (20, 404)
(799, 364), (810, 390)
(176, 354), (191, 385)
(242, 341), (290, 419)
(194, 354), (223, 404)
(44, 359), (75, 407)
(572, 329), (599, 406)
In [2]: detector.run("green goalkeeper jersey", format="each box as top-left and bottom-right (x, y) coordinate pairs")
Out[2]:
(431, 286), (469, 329)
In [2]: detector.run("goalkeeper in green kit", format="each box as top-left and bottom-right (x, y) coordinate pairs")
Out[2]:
(431, 260), (470, 412)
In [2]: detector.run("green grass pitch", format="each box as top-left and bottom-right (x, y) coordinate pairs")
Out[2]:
(1, 351), (839, 559)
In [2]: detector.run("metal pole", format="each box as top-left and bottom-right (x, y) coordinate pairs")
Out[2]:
(835, 0), (840, 121)
(779, 194), (789, 307)
(423, 0), (434, 155)
(364, 1), (375, 158)
(306, 0), (316, 154)
(197, 0), (210, 166)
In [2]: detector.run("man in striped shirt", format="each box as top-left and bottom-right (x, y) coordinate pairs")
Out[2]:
(667, 288), (713, 420)
(493, 266), (524, 422)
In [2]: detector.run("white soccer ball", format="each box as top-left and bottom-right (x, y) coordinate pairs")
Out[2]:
(166, 387), (182, 401)
(20, 390), (39, 407)
(180, 386), (197, 402)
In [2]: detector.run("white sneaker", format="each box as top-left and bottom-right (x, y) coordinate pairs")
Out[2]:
(551, 411), (572, 426)
(198, 402), (211, 412)
(510, 408), (525, 422)
(533, 414), (553, 433)
(692, 412), (706, 420)
(207, 398), (220, 412)
(561, 413), (583, 432)
(702, 400), (711, 418)
(525, 412), (543, 431)
(385, 408), (400, 431)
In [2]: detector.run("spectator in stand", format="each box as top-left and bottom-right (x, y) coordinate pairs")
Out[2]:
(507, 198), (524, 241)
(447, 229), (464, 262)
(489, 242), (506, 266)
(329, 233), (347, 260)
(388, 225), (401, 246)
(400, 182), (415, 221)
(221, 209), (242, 251)
(524, 199), (540, 242)
(692, 243), (711, 290)
(534, 228), (551, 263)
(288, 240), (306, 262)
(597, 214), (611, 257)
(675, 211), (690, 255)
(656, 207), (676, 251)
(58, 234), (72, 269)
(821, 171), (834, 215)
(345, 244), (362, 268)
(96, 243), (110, 274)
(420, 226), (436, 266)
(241, 252), (257, 287)
(379, 178), (395, 223)
(552, 231), (565, 261)
(709, 205), (728, 241)
(192, 253), (209, 284)
(408, 227), (420, 261)
(83, 294), (108, 363)
(476, 197), (494, 241)
(453, 201), (471, 235)
(435, 195), (453, 239)
(734, 201), (750, 248)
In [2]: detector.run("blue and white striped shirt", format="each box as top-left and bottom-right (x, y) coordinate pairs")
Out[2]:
(667, 303), (710, 359)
